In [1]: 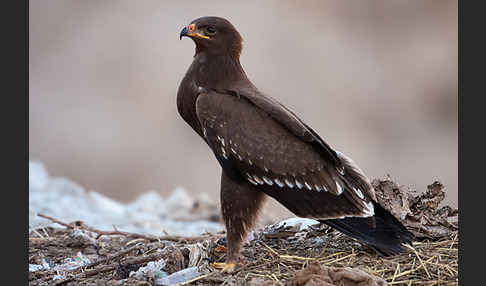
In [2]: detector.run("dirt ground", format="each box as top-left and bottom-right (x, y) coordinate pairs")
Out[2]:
(29, 178), (458, 286)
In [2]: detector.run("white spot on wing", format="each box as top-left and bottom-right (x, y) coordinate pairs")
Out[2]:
(295, 179), (303, 189)
(247, 178), (258, 185)
(220, 137), (225, 146)
(284, 179), (294, 188)
(314, 184), (322, 192)
(252, 175), (264, 185)
(221, 147), (228, 159)
(354, 187), (364, 199)
(274, 178), (285, 188)
(304, 181), (312, 190)
(246, 173), (257, 184)
(335, 181), (343, 195)
(337, 165), (345, 175)
(262, 176), (273, 186)
(362, 200), (375, 217)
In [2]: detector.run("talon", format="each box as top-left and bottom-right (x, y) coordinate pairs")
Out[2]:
(212, 262), (236, 273)
(214, 245), (227, 253)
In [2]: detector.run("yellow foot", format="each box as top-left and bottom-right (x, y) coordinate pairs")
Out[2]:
(214, 245), (227, 253)
(212, 262), (236, 273)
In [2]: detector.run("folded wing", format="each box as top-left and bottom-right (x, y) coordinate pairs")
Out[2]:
(196, 90), (375, 220)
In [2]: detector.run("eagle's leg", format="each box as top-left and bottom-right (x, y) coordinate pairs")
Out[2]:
(214, 171), (265, 273)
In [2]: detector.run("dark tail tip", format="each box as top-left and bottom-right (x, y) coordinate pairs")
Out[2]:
(321, 202), (414, 256)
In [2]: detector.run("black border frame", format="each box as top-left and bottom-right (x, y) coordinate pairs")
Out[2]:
(23, 1), (465, 284)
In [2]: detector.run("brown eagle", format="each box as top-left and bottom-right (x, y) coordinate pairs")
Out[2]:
(177, 16), (413, 272)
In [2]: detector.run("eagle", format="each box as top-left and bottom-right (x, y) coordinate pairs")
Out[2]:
(177, 16), (413, 272)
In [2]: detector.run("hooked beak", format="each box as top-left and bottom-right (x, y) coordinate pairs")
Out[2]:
(179, 26), (188, 40)
(179, 24), (210, 40)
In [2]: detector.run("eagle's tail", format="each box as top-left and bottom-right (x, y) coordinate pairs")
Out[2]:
(321, 202), (414, 256)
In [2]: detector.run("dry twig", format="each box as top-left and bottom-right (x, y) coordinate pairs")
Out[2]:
(37, 213), (223, 242)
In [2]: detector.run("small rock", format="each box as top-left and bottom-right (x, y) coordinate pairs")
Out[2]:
(66, 228), (97, 247)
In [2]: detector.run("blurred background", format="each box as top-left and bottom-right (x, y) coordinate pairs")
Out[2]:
(29, 0), (457, 222)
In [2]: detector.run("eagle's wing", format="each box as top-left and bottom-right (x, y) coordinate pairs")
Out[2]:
(196, 90), (375, 220)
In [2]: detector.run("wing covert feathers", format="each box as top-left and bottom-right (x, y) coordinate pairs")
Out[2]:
(196, 90), (377, 220)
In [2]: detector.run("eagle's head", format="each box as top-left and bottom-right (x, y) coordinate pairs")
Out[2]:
(180, 16), (243, 58)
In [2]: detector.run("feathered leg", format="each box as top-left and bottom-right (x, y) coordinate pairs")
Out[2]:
(214, 171), (266, 272)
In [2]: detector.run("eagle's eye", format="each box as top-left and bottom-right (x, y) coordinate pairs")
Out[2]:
(205, 26), (216, 36)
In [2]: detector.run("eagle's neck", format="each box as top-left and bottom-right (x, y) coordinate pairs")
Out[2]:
(192, 52), (248, 87)
(177, 52), (251, 137)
